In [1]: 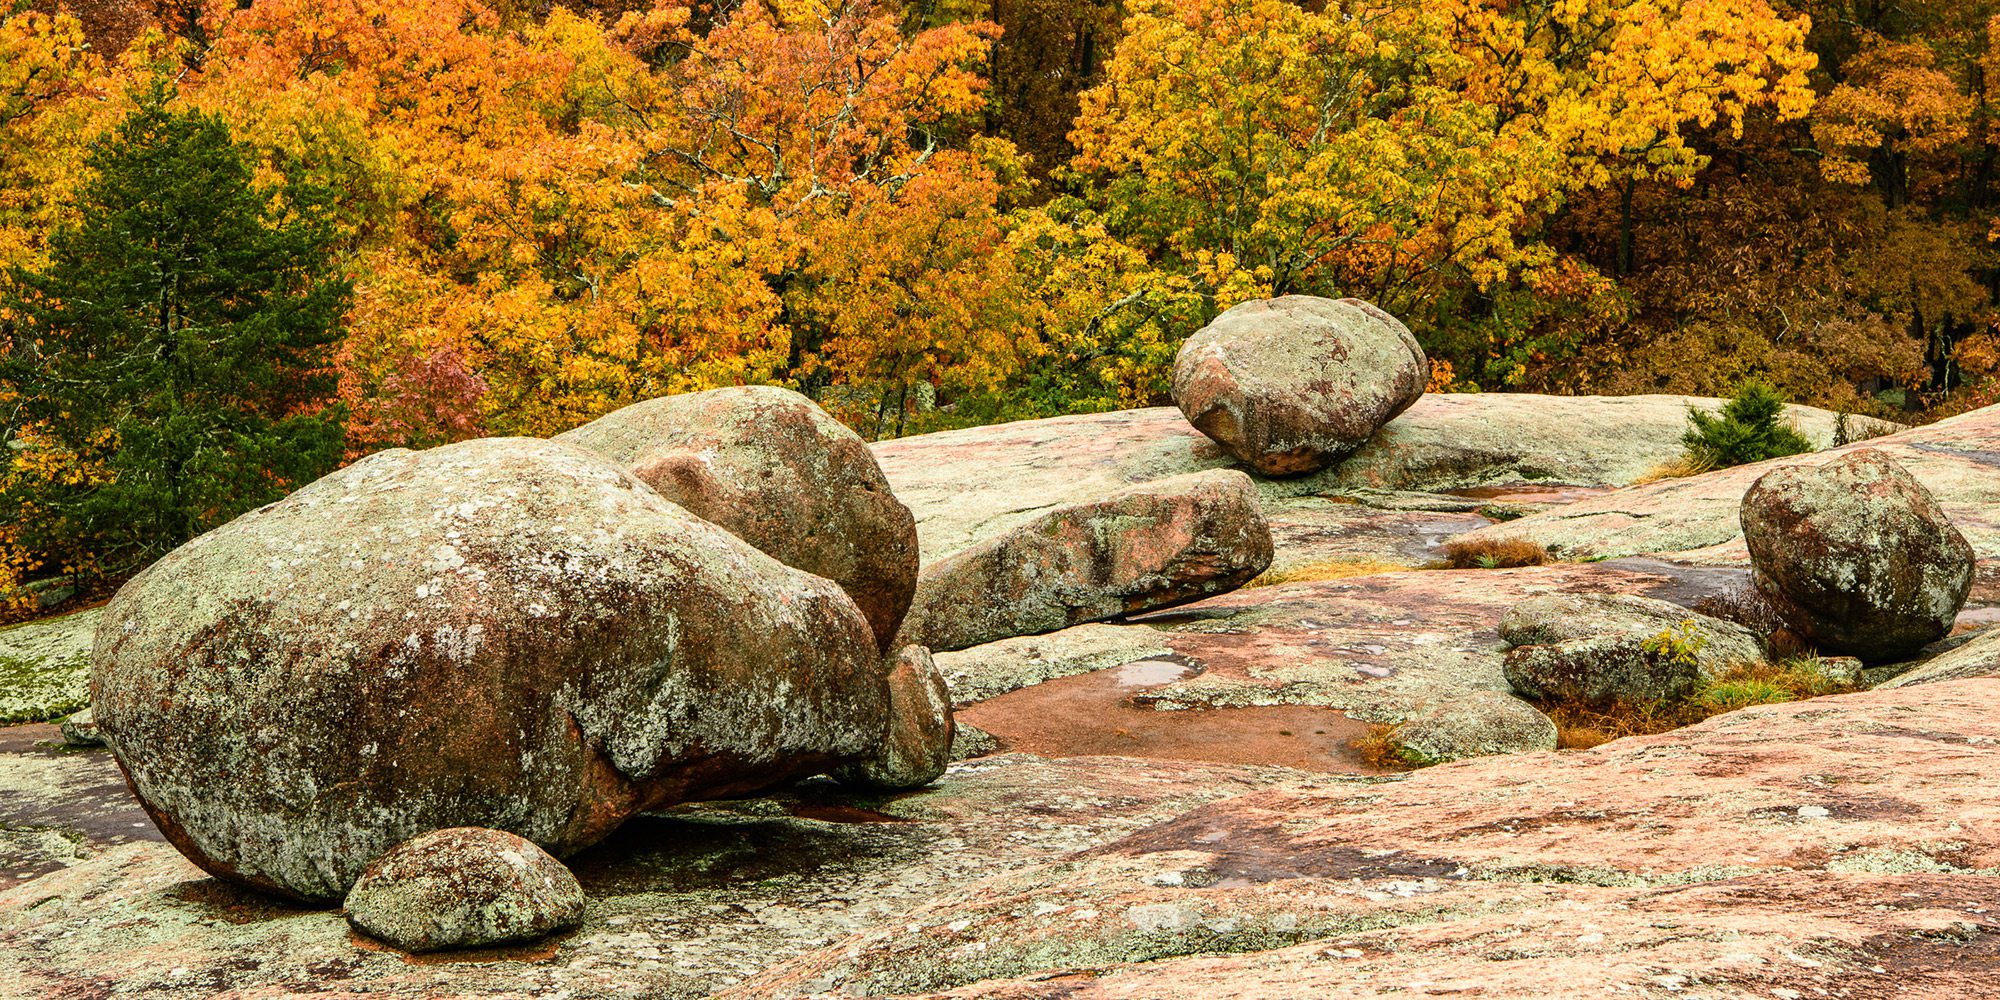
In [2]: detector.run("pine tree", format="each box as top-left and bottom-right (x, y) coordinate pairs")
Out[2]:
(1683, 381), (1813, 470)
(0, 82), (349, 580)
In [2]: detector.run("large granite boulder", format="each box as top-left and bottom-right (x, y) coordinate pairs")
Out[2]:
(92, 438), (888, 902)
(1501, 593), (1764, 706)
(1741, 449), (1973, 662)
(344, 827), (585, 953)
(1172, 296), (1426, 476)
(895, 470), (1273, 652)
(555, 386), (918, 651)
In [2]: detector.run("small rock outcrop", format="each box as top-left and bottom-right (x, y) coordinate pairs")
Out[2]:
(896, 470), (1273, 652)
(835, 646), (955, 790)
(1172, 296), (1426, 476)
(1878, 626), (2000, 688)
(1741, 448), (1973, 663)
(58, 708), (100, 747)
(92, 438), (888, 902)
(1390, 691), (1558, 764)
(1500, 593), (1763, 706)
(344, 827), (585, 953)
(556, 386), (919, 651)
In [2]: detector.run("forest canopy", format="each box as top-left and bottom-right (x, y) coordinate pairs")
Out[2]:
(2, 0), (1998, 600)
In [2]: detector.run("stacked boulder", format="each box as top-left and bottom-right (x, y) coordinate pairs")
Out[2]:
(1172, 295), (1427, 476)
(1740, 448), (1972, 663)
(555, 385), (918, 652)
(91, 388), (952, 941)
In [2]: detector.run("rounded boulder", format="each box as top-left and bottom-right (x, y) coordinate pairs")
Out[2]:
(92, 438), (887, 902)
(1172, 296), (1426, 476)
(1391, 691), (1558, 765)
(555, 386), (919, 652)
(1741, 449), (1972, 663)
(834, 645), (955, 790)
(345, 827), (585, 952)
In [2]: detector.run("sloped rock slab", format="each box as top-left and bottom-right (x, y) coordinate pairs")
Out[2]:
(1125, 563), (1747, 723)
(733, 679), (2000, 998)
(874, 395), (1875, 563)
(1458, 403), (2000, 567)
(0, 608), (99, 725)
(0, 754), (1331, 998)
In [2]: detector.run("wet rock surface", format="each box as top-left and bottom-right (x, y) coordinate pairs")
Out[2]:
(1172, 296), (1427, 475)
(1742, 449), (1974, 662)
(736, 680), (2000, 998)
(555, 386), (919, 651)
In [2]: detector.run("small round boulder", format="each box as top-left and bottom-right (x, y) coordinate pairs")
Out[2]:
(1741, 449), (1973, 663)
(834, 646), (954, 790)
(1172, 296), (1426, 476)
(1392, 691), (1558, 765)
(346, 827), (585, 953)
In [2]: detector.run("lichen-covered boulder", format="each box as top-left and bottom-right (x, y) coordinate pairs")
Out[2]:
(1500, 594), (1763, 707)
(1741, 449), (1974, 663)
(556, 386), (919, 651)
(834, 646), (954, 790)
(1391, 691), (1558, 765)
(1172, 296), (1426, 476)
(345, 827), (585, 952)
(895, 470), (1273, 652)
(58, 707), (101, 747)
(92, 438), (887, 902)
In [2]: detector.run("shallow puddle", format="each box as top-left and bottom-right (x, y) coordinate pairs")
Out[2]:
(957, 658), (1384, 774)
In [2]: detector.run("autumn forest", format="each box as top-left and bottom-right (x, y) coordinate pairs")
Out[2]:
(1, 0), (1997, 601)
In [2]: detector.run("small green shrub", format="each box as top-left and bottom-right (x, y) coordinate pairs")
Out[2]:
(1683, 381), (1813, 469)
(1641, 619), (1709, 668)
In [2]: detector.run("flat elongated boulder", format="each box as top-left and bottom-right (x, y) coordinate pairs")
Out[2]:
(555, 386), (918, 651)
(92, 437), (887, 902)
(1742, 448), (1973, 662)
(834, 646), (955, 790)
(896, 471), (1273, 652)
(1390, 691), (1557, 764)
(1501, 593), (1763, 706)
(1173, 296), (1425, 476)
(345, 827), (584, 953)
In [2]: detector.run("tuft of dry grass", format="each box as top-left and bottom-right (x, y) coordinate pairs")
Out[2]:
(1690, 583), (1788, 636)
(1632, 455), (1715, 485)
(1350, 723), (1423, 770)
(1438, 537), (1550, 569)
(1534, 657), (1861, 750)
(1246, 558), (1411, 588)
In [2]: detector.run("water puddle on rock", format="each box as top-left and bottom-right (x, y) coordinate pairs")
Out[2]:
(957, 655), (1384, 775)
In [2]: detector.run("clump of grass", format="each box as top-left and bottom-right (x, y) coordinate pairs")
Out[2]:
(1633, 454), (1715, 485)
(1532, 656), (1861, 750)
(1439, 537), (1549, 569)
(1350, 723), (1432, 770)
(1246, 558), (1410, 588)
